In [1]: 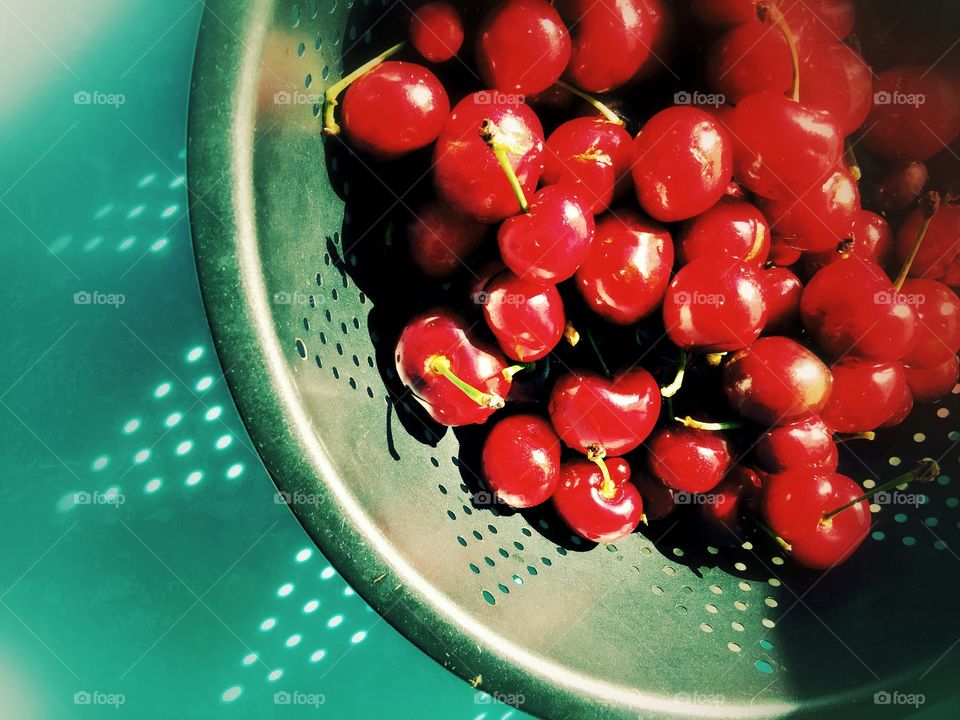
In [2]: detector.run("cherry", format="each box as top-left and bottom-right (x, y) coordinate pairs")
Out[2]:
(553, 457), (643, 543)
(575, 212), (674, 325)
(480, 269), (566, 362)
(728, 92), (843, 201)
(407, 201), (485, 278)
(723, 337), (833, 425)
(633, 474), (676, 522)
(698, 465), (764, 539)
(768, 236), (802, 267)
(864, 66), (960, 162)
(647, 426), (733, 494)
(761, 267), (803, 333)
(880, 381), (914, 428)
(663, 257), (768, 352)
(895, 203), (960, 288)
(678, 198), (770, 268)
(762, 469), (869, 569)
(395, 309), (513, 426)
(801, 210), (894, 276)
(755, 415), (838, 474)
(780, 0), (855, 51)
(338, 61), (450, 159)
(433, 93), (544, 223)
(476, 0), (571, 95)
(706, 21), (792, 104)
(905, 356), (959, 403)
(899, 279), (960, 368)
(800, 259), (917, 361)
(798, 42), (872, 136)
(481, 414), (561, 507)
(632, 107), (733, 222)
(874, 161), (929, 214)
(409, 2), (463, 63)
(757, 166), (860, 252)
(691, 0), (757, 28)
(819, 358), (907, 433)
(548, 369), (661, 457)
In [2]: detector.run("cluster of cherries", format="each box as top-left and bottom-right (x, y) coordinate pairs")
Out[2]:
(322, 0), (960, 570)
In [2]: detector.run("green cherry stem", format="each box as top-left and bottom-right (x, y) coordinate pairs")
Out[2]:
(893, 191), (941, 292)
(675, 416), (744, 431)
(480, 120), (529, 213)
(428, 355), (505, 409)
(502, 362), (536, 382)
(660, 349), (688, 398)
(553, 79), (624, 126)
(754, 514), (793, 552)
(323, 41), (406, 136)
(821, 458), (940, 523)
(584, 327), (612, 379)
(835, 431), (876, 443)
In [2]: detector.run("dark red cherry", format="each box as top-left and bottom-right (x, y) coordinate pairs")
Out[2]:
(633, 474), (675, 522)
(679, 198), (770, 268)
(723, 337), (833, 425)
(768, 236), (802, 267)
(575, 212), (673, 325)
(802, 210), (894, 276)
(632, 107), (732, 222)
(691, 0), (757, 27)
(781, 0), (855, 49)
(342, 61), (450, 159)
(410, 2), (464, 63)
(800, 259), (917, 361)
(553, 457), (643, 543)
(864, 66), (960, 162)
(880, 381), (914, 428)
(874, 161), (929, 213)
(395, 309), (512, 426)
(761, 267), (803, 333)
(820, 358), (906, 433)
(762, 470), (869, 569)
(476, 0), (571, 95)
(408, 201), (485, 278)
(663, 257), (767, 352)
(895, 203), (960, 288)
(481, 269), (565, 362)
(698, 465), (764, 539)
(899, 279), (960, 368)
(498, 185), (594, 285)
(755, 416), (838, 474)
(647, 426), (733, 494)
(905, 356), (959, 403)
(481, 414), (561, 507)
(548, 369), (661, 457)
(433, 93), (544, 223)
(799, 42), (872, 136)
(729, 92), (843, 201)
(706, 21), (792, 104)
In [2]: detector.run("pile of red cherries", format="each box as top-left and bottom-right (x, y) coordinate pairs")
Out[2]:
(323, 0), (960, 570)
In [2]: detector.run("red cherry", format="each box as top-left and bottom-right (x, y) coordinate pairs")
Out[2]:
(781, 0), (854, 49)
(341, 62), (450, 159)
(632, 107), (732, 222)
(880, 380), (914, 428)
(691, 0), (757, 27)
(575, 212), (674, 325)
(802, 210), (894, 276)
(723, 337), (833, 425)
(729, 92), (843, 201)
(548, 369), (661, 456)
(647, 426), (733, 494)
(633, 474), (676, 521)
(762, 470), (869, 569)
(476, 0), (571, 95)
(433, 93), (544, 223)
(820, 358), (907, 433)
(409, 2), (464, 62)
(895, 203), (960, 288)
(755, 416), (838, 474)
(768, 236), (802, 267)
(481, 414), (561, 507)
(497, 186), (594, 285)
(899, 279), (960, 368)
(864, 66), (960, 162)
(697, 465), (764, 539)
(480, 269), (565, 362)
(679, 198), (769, 268)
(395, 309), (512, 426)
(553, 457), (643, 543)
(407, 201), (485, 278)
(761, 267), (803, 333)
(798, 42), (872, 136)
(905, 356), (959, 403)
(706, 21), (792, 104)
(800, 259), (917, 361)
(874, 161), (929, 213)
(663, 257), (767, 352)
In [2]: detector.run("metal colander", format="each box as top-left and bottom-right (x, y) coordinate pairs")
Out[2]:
(187, 1), (960, 717)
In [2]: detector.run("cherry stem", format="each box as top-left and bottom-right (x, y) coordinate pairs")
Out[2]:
(705, 352), (727, 367)
(754, 515), (793, 553)
(585, 327), (612, 379)
(893, 191), (942, 292)
(428, 355), (505, 409)
(553, 79), (624, 126)
(744, 223), (767, 264)
(835, 431), (876, 443)
(502, 362), (535, 382)
(660, 350), (688, 398)
(821, 458), (940, 523)
(480, 120), (529, 213)
(587, 444), (616, 500)
(844, 142), (862, 183)
(764, 2), (800, 101)
(323, 41), (406, 136)
(675, 415), (743, 431)
(564, 322), (581, 347)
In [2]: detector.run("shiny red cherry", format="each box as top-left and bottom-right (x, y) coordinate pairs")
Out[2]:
(755, 415), (838, 474)
(553, 457), (643, 543)
(476, 0), (571, 95)
(798, 42), (872, 136)
(575, 212), (673, 325)
(632, 107), (732, 222)
(497, 185), (594, 285)
(723, 337), (833, 425)
(820, 358), (907, 433)
(905, 356), (959, 403)
(395, 309), (512, 426)
(433, 93), (544, 223)
(480, 269), (565, 362)
(706, 20), (792, 104)
(729, 92), (843, 201)
(481, 414), (561, 507)
(895, 203), (960, 288)
(874, 161), (929, 213)
(802, 210), (894, 276)
(548, 369), (661, 457)
(407, 201), (485, 278)
(762, 470), (869, 569)
(781, 0), (855, 50)
(761, 267), (803, 333)
(899, 279), (960, 368)
(678, 198), (769, 268)
(768, 236), (802, 267)
(410, 2), (463, 63)
(342, 61), (450, 159)
(647, 426), (733, 494)
(663, 257), (767, 352)
(880, 381), (914, 428)
(698, 465), (763, 539)
(800, 259), (917, 361)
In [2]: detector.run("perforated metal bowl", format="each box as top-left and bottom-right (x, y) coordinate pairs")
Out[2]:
(188, 1), (960, 717)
